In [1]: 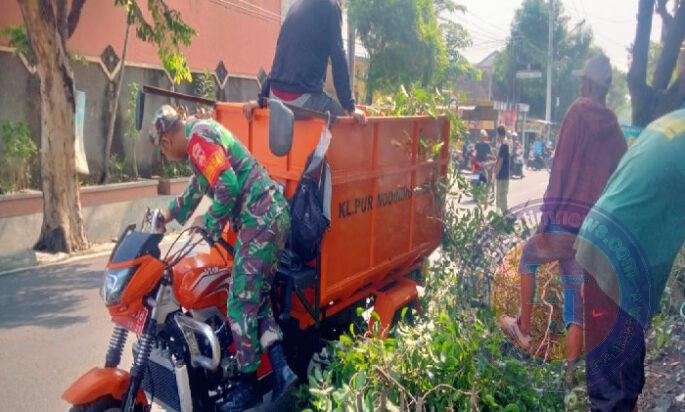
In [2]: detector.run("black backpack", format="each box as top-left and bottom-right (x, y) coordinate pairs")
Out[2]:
(288, 154), (330, 262)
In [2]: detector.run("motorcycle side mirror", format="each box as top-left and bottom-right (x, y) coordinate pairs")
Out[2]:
(135, 89), (146, 132)
(268, 98), (294, 157)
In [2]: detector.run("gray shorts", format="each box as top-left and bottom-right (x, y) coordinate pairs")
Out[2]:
(519, 227), (585, 328)
(269, 90), (345, 118)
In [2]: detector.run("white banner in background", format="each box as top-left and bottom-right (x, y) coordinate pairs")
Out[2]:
(74, 90), (89, 175)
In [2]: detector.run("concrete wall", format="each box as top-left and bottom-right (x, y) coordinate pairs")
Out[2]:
(0, 52), (41, 149)
(0, 0), (281, 77)
(0, 0), (270, 184)
(0, 194), (212, 272)
(0, 51), (260, 180)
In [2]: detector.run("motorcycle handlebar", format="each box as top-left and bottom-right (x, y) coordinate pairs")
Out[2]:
(193, 227), (234, 257)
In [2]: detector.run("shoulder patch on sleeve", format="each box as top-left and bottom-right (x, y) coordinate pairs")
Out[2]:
(188, 134), (230, 186)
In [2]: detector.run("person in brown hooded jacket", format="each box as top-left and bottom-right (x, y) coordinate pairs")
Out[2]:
(499, 55), (627, 372)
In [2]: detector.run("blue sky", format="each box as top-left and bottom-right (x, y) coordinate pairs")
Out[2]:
(454, 0), (663, 72)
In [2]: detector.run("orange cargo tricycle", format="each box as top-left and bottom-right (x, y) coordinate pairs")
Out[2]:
(62, 88), (449, 412)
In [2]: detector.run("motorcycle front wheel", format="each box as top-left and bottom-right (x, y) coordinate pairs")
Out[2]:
(69, 395), (145, 412)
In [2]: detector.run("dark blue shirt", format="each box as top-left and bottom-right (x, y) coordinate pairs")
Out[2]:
(259, 0), (354, 112)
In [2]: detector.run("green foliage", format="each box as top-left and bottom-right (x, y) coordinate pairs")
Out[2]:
(7, 2), (195, 84)
(0, 25), (34, 65)
(301, 166), (565, 411)
(126, 83), (141, 178)
(195, 69), (218, 100)
(349, 0), (449, 101)
(442, 19), (479, 83)
(0, 121), (38, 192)
(0, 122), (37, 161)
(126, 83), (141, 143)
(493, 0), (594, 120)
(433, 0), (465, 14)
(162, 158), (192, 178)
(367, 85), (466, 144)
(299, 89), (565, 410)
(116, 0), (196, 84)
(108, 154), (131, 183)
(1, 25), (89, 67)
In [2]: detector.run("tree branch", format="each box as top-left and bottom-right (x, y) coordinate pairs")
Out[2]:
(629, 0), (654, 91)
(628, 0), (656, 126)
(656, 69), (685, 117)
(652, 0), (685, 90)
(656, 0), (674, 27)
(67, 0), (86, 38)
(56, 0), (68, 40)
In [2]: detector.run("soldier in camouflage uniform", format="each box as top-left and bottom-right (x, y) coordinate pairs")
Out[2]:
(151, 105), (297, 411)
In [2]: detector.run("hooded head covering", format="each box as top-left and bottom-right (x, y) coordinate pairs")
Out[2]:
(582, 54), (612, 89)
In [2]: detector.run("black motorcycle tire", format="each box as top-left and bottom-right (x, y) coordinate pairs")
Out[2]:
(69, 395), (145, 412)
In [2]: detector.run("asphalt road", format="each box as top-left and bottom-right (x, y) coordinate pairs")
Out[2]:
(0, 170), (550, 412)
(0, 254), (128, 412)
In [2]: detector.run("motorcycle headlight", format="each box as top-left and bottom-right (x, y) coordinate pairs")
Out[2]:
(101, 266), (138, 305)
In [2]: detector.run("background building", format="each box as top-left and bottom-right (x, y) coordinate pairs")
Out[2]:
(0, 0), (282, 178)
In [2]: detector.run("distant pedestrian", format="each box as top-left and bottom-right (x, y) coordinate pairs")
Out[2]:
(475, 129), (493, 163)
(473, 130), (495, 199)
(495, 126), (510, 213)
(511, 134), (524, 179)
(461, 139), (473, 170)
(499, 54), (627, 373)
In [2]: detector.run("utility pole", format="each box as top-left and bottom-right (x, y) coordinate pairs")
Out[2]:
(545, 0), (554, 135)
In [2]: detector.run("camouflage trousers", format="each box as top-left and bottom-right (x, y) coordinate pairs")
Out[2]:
(228, 207), (290, 373)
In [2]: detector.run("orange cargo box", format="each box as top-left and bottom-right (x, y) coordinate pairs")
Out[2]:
(215, 104), (449, 317)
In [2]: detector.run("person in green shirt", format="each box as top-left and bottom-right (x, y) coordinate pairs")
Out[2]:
(574, 108), (685, 411)
(152, 105), (297, 411)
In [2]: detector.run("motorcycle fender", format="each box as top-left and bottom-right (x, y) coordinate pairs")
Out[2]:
(62, 367), (148, 406)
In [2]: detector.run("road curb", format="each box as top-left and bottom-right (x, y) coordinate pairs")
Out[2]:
(0, 232), (183, 277)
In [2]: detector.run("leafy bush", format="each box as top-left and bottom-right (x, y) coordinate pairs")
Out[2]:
(298, 88), (566, 410)
(0, 25), (34, 65)
(0, 121), (38, 193)
(195, 69), (218, 100)
(126, 83), (141, 179)
(109, 155), (131, 183)
(366, 85), (466, 149)
(301, 168), (565, 411)
(162, 158), (193, 178)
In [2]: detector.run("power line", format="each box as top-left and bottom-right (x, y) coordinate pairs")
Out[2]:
(209, 0), (280, 23)
(439, 11), (508, 42)
(230, 0), (281, 20)
(441, 16), (508, 43)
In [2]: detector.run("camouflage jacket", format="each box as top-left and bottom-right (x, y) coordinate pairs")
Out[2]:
(168, 119), (286, 240)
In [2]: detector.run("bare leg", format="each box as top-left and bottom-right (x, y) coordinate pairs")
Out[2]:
(520, 272), (535, 334)
(567, 324), (583, 361)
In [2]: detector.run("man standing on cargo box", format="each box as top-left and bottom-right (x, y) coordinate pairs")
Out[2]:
(151, 106), (297, 411)
(242, 0), (367, 125)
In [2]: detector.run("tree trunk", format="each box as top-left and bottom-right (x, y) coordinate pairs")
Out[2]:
(653, 2), (685, 91)
(18, 0), (88, 253)
(630, 0), (685, 127)
(101, 15), (133, 184)
(628, 0), (657, 127)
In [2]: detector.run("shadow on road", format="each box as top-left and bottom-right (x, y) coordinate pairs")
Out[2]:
(0, 263), (101, 329)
